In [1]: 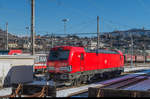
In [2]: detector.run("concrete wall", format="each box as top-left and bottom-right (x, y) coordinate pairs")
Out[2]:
(0, 55), (35, 66)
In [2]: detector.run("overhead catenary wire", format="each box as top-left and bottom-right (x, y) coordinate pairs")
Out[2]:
(3, 0), (150, 38)
(87, 0), (147, 30)
(2, 0), (141, 37)
(137, 0), (150, 14)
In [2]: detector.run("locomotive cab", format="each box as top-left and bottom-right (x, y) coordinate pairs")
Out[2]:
(47, 46), (85, 84)
(47, 47), (71, 72)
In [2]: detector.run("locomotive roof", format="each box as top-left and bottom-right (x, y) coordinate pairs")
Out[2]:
(85, 49), (120, 54)
(51, 46), (84, 50)
(51, 46), (121, 54)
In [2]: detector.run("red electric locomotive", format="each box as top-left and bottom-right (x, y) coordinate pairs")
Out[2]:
(47, 46), (124, 85)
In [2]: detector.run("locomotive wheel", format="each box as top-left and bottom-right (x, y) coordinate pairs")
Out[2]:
(72, 79), (77, 86)
(117, 70), (122, 76)
(72, 78), (81, 86)
(87, 75), (94, 83)
(107, 72), (115, 78)
(103, 72), (109, 79)
(82, 75), (88, 84)
(76, 79), (81, 86)
(109, 72), (115, 78)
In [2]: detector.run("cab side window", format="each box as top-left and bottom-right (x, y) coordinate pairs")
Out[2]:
(80, 53), (84, 60)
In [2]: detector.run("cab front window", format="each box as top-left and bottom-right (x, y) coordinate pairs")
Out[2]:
(48, 50), (70, 61)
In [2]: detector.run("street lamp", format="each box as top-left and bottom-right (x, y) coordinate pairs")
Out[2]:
(62, 19), (69, 34)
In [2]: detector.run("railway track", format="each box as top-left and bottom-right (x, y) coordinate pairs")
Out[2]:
(101, 75), (148, 89)
(87, 70), (150, 97)
(67, 69), (150, 97)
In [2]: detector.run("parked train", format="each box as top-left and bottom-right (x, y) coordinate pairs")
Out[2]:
(33, 51), (150, 74)
(0, 49), (22, 55)
(124, 54), (150, 63)
(47, 46), (124, 86)
(34, 54), (47, 73)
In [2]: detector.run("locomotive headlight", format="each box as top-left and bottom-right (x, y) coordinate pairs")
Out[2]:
(47, 66), (55, 70)
(60, 66), (72, 72)
(68, 66), (72, 72)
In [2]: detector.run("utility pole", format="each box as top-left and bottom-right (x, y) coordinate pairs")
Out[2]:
(144, 44), (146, 64)
(26, 27), (30, 48)
(6, 22), (8, 50)
(97, 16), (100, 50)
(51, 33), (54, 48)
(110, 33), (113, 48)
(130, 32), (133, 68)
(31, 0), (35, 55)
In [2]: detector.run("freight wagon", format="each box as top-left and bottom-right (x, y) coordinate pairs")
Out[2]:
(47, 46), (124, 86)
(0, 50), (22, 55)
(124, 54), (150, 63)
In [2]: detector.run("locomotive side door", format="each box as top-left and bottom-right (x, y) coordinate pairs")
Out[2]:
(80, 53), (85, 72)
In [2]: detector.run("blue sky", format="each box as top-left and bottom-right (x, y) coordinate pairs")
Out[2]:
(0, 0), (150, 36)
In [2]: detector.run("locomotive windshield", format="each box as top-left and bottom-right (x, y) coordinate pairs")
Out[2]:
(0, 50), (9, 55)
(48, 50), (70, 61)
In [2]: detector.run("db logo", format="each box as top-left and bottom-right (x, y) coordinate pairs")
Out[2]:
(104, 60), (107, 64)
(78, 55), (80, 58)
